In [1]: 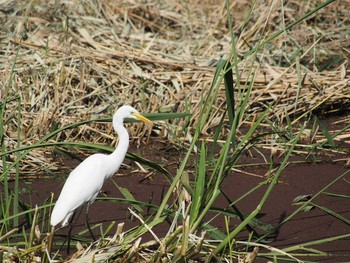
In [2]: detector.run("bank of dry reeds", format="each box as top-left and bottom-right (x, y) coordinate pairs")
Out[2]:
(1, 0), (349, 171)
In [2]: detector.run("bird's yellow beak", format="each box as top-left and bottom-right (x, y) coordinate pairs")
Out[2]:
(132, 113), (153, 124)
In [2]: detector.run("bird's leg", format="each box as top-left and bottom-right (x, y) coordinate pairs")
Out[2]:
(85, 202), (96, 241)
(66, 211), (77, 255)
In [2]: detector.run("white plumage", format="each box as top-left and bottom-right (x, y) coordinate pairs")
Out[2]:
(50, 105), (152, 227)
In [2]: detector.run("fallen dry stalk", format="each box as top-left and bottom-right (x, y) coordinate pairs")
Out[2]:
(1, 0), (349, 174)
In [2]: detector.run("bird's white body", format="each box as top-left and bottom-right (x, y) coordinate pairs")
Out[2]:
(50, 105), (152, 227)
(50, 153), (119, 226)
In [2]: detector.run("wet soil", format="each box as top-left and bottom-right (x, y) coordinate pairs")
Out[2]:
(20, 141), (350, 262)
(13, 116), (350, 262)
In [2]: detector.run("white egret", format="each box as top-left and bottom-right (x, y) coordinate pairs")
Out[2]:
(50, 105), (152, 237)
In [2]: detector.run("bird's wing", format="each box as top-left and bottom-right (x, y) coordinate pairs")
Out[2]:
(50, 154), (107, 226)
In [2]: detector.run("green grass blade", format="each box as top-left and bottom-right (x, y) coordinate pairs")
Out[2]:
(0, 112), (188, 181)
(316, 117), (336, 148)
(311, 202), (350, 225)
(221, 59), (236, 149)
(111, 181), (144, 214)
(283, 233), (350, 253)
(221, 60), (235, 129)
(13, 97), (22, 227)
(189, 141), (206, 226)
(323, 192), (350, 198)
(1, 140), (173, 183)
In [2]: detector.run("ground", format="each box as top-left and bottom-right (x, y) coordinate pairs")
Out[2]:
(1, 0), (350, 262)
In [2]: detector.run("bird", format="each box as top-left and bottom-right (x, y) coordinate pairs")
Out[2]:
(50, 105), (152, 236)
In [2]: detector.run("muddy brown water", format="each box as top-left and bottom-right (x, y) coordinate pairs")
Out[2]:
(17, 141), (350, 262)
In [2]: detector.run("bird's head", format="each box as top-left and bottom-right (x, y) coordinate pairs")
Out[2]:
(113, 105), (152, 125)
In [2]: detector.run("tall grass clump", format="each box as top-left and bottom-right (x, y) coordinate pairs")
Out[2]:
(1, 0), (349, 262)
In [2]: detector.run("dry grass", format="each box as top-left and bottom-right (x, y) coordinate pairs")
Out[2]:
(1, 0), (350, 174)
(1, 1), (350, 261)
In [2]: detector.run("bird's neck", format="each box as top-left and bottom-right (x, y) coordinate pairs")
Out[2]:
(114, 122), (130, 157)
(106, 121), (129, 178)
